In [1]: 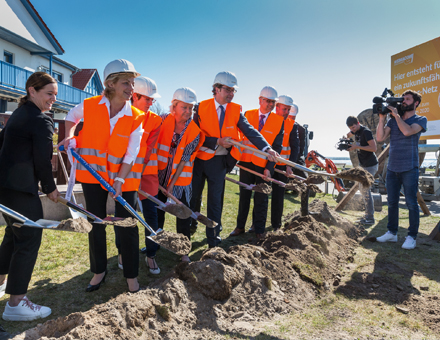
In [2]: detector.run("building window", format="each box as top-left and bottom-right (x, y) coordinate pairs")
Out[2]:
(52, 71), (63, 83)
(3, 51), (13, 64)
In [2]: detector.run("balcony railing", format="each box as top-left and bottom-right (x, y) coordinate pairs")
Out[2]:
(0, 60), (93, 107)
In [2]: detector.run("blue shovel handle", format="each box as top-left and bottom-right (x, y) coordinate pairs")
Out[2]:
(59, 145), (158, 236)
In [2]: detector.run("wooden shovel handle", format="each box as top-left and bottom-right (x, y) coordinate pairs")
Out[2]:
(237, 164), (285, 187)
(274, 168), (307, 181)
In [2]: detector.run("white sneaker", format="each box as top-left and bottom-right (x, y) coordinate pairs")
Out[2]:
(376, 231), (398, 243)
(2, 296), (51, 321)
(0, 280), (6, 299)
(402, 236), (416, 250)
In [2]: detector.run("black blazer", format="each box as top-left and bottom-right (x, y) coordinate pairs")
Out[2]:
(0, 101), (56, 195)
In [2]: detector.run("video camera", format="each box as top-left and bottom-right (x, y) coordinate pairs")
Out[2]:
(336, 137), (353, 151)
(372, 88), (404, 116)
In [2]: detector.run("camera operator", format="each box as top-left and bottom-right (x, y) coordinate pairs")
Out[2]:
(346, 116), (378, 225)
(376, 90), (427, 250)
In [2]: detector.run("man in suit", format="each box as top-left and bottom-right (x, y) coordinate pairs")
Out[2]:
(232, 86), (284, 239)
(192, 72), (279, 248)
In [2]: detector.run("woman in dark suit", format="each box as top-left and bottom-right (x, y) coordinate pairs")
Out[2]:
(0, 72), (60, 321)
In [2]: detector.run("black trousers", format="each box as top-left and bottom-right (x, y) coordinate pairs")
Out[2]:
(157, 191), (191, 242)
(236, 161), (271, 234)
(0, 187), (43, 295)
(82, 183), (139, 278)
(271, 166), (287, 229)
(190, 156), (226, 247)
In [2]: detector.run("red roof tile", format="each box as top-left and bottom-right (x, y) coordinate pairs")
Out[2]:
(72, 69), (97, 90)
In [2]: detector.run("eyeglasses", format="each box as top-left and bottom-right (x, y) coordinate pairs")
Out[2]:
(262, 98), (276, 105)
(222, 86), (237, 94)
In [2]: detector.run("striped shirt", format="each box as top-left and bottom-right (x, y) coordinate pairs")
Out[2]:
(158, 113), (200, 202)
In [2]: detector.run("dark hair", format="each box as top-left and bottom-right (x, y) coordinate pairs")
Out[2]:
(402, 90), (422, 108)
(19, 72), (57, 108)
(212, 83), (223, 96)
(346, 116), (359, 127)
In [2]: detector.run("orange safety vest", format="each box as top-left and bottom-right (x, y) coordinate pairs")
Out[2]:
(277, 117), (295, 166)
(135, 110), (162, 176)
(75, 95), (145, 191)
(240, 109), (284, 167)
(196, 98), (242, 161)
(156, 115), (204, 187)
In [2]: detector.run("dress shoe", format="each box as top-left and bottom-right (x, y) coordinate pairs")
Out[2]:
(248, 225), (255, 233)
(126, 280), (140, 293)
(86, 270), (107, 293)
(145, 256), (160, 275)
(230, 228), (244, 236)
(140, 247), (147, 254)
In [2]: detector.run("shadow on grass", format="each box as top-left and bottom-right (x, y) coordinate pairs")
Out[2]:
(335, 212), (440, 306)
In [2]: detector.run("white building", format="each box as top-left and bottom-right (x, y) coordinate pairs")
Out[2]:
(0, 0), (101, 120)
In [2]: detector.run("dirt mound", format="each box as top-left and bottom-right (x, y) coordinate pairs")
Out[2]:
(336, 167), (374, 188)
(150, 231), (191, 256)
(55, 217), (92, 233)
(11, 200), (360, 340)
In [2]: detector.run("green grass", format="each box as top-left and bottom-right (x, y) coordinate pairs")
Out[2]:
(1, 174), (439, 339)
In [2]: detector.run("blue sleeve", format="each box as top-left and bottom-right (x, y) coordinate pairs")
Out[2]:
(416, 115), (427, 132)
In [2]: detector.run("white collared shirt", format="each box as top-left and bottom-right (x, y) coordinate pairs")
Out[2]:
(214, 99), (228, 155)
(65, 96), (143, 164)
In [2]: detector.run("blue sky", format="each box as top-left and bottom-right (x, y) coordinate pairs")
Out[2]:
(33, 0), (440, 156)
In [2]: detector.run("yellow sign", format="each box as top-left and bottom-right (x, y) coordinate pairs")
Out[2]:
(391, 36), (440, 139)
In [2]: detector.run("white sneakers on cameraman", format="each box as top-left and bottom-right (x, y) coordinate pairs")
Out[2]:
(376, 231), (397, 243)
(402, 236), (416, 250)
(2, 296), (51, 321)
(0, 280), (6, 299)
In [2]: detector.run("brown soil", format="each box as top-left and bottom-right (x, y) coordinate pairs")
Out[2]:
(252, 183), (272, 194)
(196, 213), (217, 228)
(305, 174), (325, 185)
(150, 231), (192, 256)
(104, 217), (138, 227)
(285, 179), (322, 194)
(162, 204), (192, 219)
(55, 217), (92, 233)
(336, 167), (374, 188)
(11, 199), (362, 340)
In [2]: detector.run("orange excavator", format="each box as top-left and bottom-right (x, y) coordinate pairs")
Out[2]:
(305, 150), (346, 192)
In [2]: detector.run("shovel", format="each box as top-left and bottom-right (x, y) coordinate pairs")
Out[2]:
(229, 139), (339, 179)
(57, 196), (105, 223)
(225, 176), (272, 194)
(274, 168), (307, 181)
(137, 189), (192, 219)
(0, 203), (88, 233)
(59, 146), (187, 255)
(237, 164), (286, 187)
(57, 151), (86, 220)
(158, 185), (217, 229)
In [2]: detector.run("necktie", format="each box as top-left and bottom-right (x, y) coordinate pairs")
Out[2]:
(219, 105), (225, 130)
(258, 115), (265, 132)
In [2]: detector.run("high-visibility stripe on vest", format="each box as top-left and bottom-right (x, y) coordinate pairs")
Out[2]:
(196, 98), (242, 161)
(135, 110), (162, 176)
(240, 109), (284, 167)
(277, 117), (295, 165)
(156, 115), (204, 187)
(75, 95), (145, 191)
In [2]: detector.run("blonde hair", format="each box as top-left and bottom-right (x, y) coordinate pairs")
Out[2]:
(169, 100), (180, 113)
(103, 73), (135, 100)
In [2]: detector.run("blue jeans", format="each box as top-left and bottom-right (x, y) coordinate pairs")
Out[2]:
(386, 167), (420, 238)
(362, 163), (378, 220)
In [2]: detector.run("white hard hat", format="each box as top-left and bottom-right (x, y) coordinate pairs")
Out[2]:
(134, 76), (161, 99)
(213, 71), (238, 89)
(172, 87), (197, 105)
(289, 103), (299, 116)
(103, 59), (140, 81)
(278, 95), (294, 107)
(259, 86), (278, 101)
